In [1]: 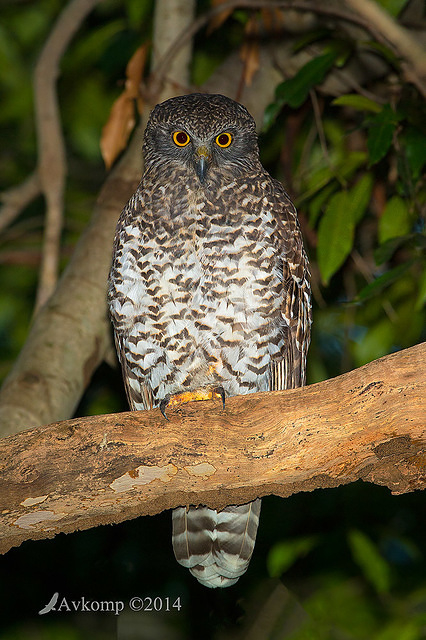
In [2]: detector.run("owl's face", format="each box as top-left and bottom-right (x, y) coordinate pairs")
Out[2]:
(143, 94), (259, 184)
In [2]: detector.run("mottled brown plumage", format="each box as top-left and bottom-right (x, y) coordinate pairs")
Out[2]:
(108, 93), (311, 587)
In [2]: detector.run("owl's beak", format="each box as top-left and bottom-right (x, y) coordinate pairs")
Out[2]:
(194, 146), (211, 183)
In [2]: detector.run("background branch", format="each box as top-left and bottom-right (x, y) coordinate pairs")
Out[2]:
(0, 172), (41, 234)
(1, 343), (424, 555)
(150, 0), (422, 94)
(343, 0), (426, 96)
(34, 0), (103, 311)
(151, 0), (195, 101)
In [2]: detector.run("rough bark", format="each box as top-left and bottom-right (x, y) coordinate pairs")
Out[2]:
(0, 343), (424, 555)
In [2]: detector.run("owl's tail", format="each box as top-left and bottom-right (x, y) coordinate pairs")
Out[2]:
(172, 499), (261, 588)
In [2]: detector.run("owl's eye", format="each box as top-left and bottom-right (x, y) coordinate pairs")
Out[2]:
(215, 132), (232, 148)
(173, 131), (190, 146)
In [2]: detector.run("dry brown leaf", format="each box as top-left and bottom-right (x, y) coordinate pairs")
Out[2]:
(125, 42), (148, 101)
(208, 0), (234, 34)
(239, 16), (260, 87)
(100, 92), (136, 170)
(100, 43), (148, 169)
(260, 8), (285, 33)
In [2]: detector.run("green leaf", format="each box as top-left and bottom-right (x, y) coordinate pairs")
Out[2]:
(300, 151), (366, 205)
(404, 127), (426, 180)
(7, 4), (53, 47)
(367, 105), (399, 165)
(312, 173), (371, 237)
(303, 165), (336, 201)
(275, 51), (338, 108)
(308, 182), (338, 226)
(375, 0), (410, 17)
(124, 0), (152, 27)
(374, 234), (413, 264)
(317, 191), (354, 284)
(363, 40), (399, 64)
(378, 195), (411, 243)
(375, 621), (424, 640)
(356, 260), (415, 302)
(63, 21), (126, 70)
(292, 28), (331, 53)
(416, 267), (426, 310)
(351, 318), (396, 367)
(332, 94), (382, 113)
(335, 151), (368, 183)
(267, 537), (317, 577)
(347, 173), (373, 224)
(348, 529), (391, 594)
(192, 50), (224, 86)
(322, 118), (347, 150)
(262, 99), (284, 131)
(232, 9), (250, 24)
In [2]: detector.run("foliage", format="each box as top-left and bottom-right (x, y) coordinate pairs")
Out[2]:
(0, 0), (425, 638)
(263, 27), (425, 374)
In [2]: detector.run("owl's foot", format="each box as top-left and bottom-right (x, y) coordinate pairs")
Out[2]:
(159, 386), (226, 420)
(159, 396), (171, 421)
(213, 386), (226, 409)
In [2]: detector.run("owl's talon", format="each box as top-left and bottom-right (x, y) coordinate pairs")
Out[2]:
(159, 387), (225, 417)
(213, 386), (226, 409)
(160, 397), (170, 421)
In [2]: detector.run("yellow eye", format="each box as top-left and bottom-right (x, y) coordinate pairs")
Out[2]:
(215, 132), (232, 148)
(173, 131), (190, 146)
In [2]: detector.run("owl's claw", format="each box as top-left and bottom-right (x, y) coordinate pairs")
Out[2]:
(159, 386), (226, 419)
(159, 396), (170, 421)
(213, 386), (226, 409)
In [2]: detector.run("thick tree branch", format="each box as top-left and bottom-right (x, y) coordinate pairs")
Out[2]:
(151, 0), (195, 101)
(0, 343), (424, 555)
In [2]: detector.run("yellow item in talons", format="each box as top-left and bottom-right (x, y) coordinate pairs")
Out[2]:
(160, 386), (226, 419)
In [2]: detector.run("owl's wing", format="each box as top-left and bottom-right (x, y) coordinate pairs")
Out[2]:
(113, 332), (154, 411)
(268, 181), (312, 392)
(108, 202), (154, 412)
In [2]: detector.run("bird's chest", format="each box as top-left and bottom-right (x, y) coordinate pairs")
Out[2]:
(119, 206), (277, 323)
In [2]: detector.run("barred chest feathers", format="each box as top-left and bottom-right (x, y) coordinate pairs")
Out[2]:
(111, 178), (285, 405)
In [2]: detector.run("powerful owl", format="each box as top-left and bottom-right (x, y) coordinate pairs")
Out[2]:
(108, 93), (311, 588)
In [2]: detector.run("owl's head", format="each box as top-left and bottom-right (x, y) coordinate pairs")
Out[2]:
(143, 94), (259, 183)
